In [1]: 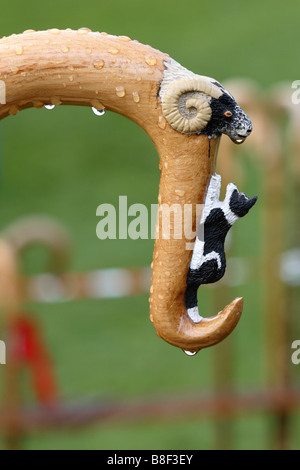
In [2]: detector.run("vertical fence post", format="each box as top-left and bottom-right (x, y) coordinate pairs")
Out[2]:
(212, 135), (241, 450)
(260, 92), (290, 450)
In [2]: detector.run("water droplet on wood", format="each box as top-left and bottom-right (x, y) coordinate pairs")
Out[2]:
(94, 60), (105, 70)
(51, 97), (62, 106)
(145, 56), (157, 66)
(15, 46), (23, 55)
(78, 28), (91, 35)
(116, 86), (125, 97)
(118, 35), (131, 42)
(32, 101), (44, 109)
(92, 107), (106, 116)
(158, 115), (167, 129)
(48, 28), (61, 35)
(108, 48), (119, 55)
(9, 105), (19, 115)
(183, 350), (198, 356)
(132, 91), (140, 103)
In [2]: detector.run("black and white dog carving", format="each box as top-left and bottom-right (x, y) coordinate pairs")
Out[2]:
(185, 174), (257, 323)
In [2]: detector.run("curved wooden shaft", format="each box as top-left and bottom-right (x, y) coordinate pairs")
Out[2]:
(0, 29), (243, 352)
(151, 135), (243, 351)
(0, 29), (166, 130)
(0, 240), (20, 316)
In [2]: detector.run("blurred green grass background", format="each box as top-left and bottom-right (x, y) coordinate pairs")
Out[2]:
(0, 0), (299, 450)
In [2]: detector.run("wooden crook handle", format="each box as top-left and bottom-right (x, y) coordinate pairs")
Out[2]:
(2, 216), (71, 274)
(0, 29), (251, 352)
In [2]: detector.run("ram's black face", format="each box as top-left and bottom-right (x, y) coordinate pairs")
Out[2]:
(200, 89), (252, 144)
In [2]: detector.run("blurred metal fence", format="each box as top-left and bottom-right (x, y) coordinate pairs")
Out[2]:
(0, 80), (300, 450)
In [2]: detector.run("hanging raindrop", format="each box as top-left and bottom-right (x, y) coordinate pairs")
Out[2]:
(182, 349), (198, 356)
(44, 104), (55, 110)
(92, 107), (106, 116)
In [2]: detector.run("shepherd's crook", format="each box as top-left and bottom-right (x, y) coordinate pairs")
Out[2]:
(0, 29), (255, 353)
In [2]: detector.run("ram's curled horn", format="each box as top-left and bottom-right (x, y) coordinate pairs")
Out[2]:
(161, 77), (223, 134)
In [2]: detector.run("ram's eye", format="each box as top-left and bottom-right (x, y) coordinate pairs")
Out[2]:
(224, 110), (232, 118)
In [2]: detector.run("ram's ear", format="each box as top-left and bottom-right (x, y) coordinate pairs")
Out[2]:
(229, 190), (258, 218)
